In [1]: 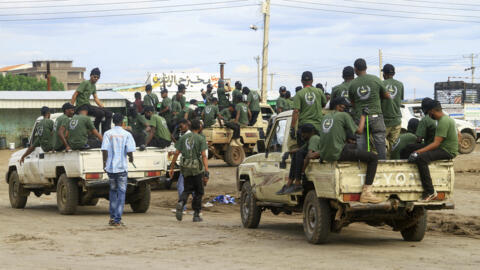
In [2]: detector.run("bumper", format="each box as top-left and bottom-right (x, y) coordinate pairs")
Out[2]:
(85, 176), (161, 189)
(346, 200), (455, 212)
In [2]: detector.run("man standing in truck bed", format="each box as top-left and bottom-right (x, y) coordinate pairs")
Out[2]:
(53, 103), (75, 151)
(20, 106), (54, 164)
(68, 106), (103, 150)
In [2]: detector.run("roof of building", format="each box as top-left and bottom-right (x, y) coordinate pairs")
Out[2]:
(0, 64), (30, 72)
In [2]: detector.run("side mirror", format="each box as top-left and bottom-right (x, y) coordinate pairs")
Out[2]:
(256, 140), (266, 153)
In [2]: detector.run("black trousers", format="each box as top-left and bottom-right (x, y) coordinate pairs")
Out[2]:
(401, 143), (425, 159)
(78, 104), (112, 134)
(338, 144), (378, 185)
(178, 174), (204, 212)
(414, 148), (452, 195)
(225, 122), (240, 139)
(249, 111), (260, 126)
(130, 131), (145, 147)
(288, 147), (308, 181)
(147, 137), (171, 148)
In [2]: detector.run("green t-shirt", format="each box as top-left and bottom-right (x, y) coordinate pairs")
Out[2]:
(217, 87), (229, 107)
(285, 99), (294, 111)
(172, 100), (183, 122)
(220, 108), (232, 122)
(390, 133), (417, 159)
(67, 115), (95, 149)
(381, 78), (404, 127)
(235, 103), (249, 126)
(331, 81), (351, 100)
(143, 93), (160, 109)
(293, 86), (326, 132)
(172, 94), (186, 109)
(276, 97), (286, 112)
(232, 89), (243, 105)
(203, 104), (219, 127)
(318, 111), (357, 161)
(159, 96), (173, 122)
(175, 132), (208, 176)
(348, 74), (387, 119)
(33, 118), (54, 151)
(146, 115), (171, 142)
(247, 91), (261, 112)
(416, 116), (437, 145)
(307, 134), (321, 153)
(75, 80), (96, 107)
(53, 114), (71, 150)
(129, 114), (147, 134)
(436, 115), (458, 157)
(205, 92), (214, 104)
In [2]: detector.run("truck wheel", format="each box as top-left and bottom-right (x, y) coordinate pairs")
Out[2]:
(130, 182), (151, 213)
(56, 173), (79, 215)
(401, 209), (427, 242)
(459, 132), (476, 154)
(303, 190), (331, 244)
(240, 182), (262, 228)
(9, 171), (29, 209)
(225, 145), (245, 166)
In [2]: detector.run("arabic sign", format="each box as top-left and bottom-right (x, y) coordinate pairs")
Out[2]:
(464, 104), (480, 121)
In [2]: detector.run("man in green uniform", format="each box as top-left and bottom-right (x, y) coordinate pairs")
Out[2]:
(402, 98), (438, 156)
(144, 106), (171, 148)
(276, 86), (287, 113)
(216, 80), (230, 111)
(143, 84), (159, 111)
(330, 66), (354, 109)
(172, 84), (187, 109)
(409, 100), (458, 201)
(316, 83), (325, 94)
(381, 64), (404, 156)
(67, 106), (103, 150)
(348, 58), (391, 159)
(232, 81), (243, 105)
(235, 96), (250, 127)
(220, 103), (241, 145)
(291, 71), (327, 145)
(391, 118), (419, 159)
(20, 107), (54, 164)
(205, 84), (214, 104)
(159, 89), (173, 132)
(53, 103), (75, 151)
(126, 104), (150, 150)
(170, 119), (209, 222)
(284, 91), (293, 111)
(243, 87), (261, 126)
(182, 99), (200, 121)
(71, 68), (112, 134)
(202, 98), (220, 128)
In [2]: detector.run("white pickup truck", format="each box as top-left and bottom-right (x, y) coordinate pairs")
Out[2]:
(6, 114), (168, 215)
(237, 111), (454, 244)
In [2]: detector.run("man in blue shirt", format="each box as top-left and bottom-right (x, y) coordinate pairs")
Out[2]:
(101, 113), (136, 226)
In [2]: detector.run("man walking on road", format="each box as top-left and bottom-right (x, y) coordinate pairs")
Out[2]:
(102, 113), (136, 226)
(381, 64), (404, 156)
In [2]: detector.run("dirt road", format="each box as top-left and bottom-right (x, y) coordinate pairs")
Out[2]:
(0, 149), (479, 270)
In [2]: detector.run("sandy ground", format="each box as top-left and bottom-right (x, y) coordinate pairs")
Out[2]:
(0, 148), (479, 270)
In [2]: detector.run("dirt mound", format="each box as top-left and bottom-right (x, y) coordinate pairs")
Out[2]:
(428, 213), (480, 239)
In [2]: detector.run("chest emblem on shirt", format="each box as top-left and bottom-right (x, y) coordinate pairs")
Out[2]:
(243, 106), (248, 112)
(69, 119), (79, 130)
(341, 90), (349, 98)
(322, 118), (334, 133)
(357, 86), (371, 100)
(185, 136), (195, 150)
(305, 92), (316, 105)
(205, 107), (212, 114)
(386, 84), (398, 98)
(392, 138), (401, 150)
(36, 126), (44, 137)
(253, 93), (258, 100)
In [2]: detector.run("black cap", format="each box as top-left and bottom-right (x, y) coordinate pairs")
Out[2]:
(421, 97), (434, 114)
(145, 84), (152, 91)
(331, 97), (350, 108)
(301, 71), (313, 81)
(189, 99), (197, 105)
(316, 83), (324, 91)
(422, 99), (440, 114)
(235, 81), (242, 88)
(144, 106), (154, 112)
(62, 102), (75, 111)
(90, 67), (101, 77)
(300, 123), (315, 133)
(40, 106), (50, 115)
(178, 84), (186, 91)
(279, 86), (287, 92)
(382, 64), (395, 75)
(407, 118), (420, 134)
(295, 86), (303, 92)
(342, 66), (354, 78)
(112, 113), (124, 125)
(207, 83), (213, 89)
(161, 89), (168, 94)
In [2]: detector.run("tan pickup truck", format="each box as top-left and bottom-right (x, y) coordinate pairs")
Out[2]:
(237, 111), (454, 244)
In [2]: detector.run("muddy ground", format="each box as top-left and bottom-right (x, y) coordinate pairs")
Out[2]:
(0, 147), (479, 270)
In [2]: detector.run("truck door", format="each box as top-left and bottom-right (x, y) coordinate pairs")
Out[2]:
(22, 122), (43, 184)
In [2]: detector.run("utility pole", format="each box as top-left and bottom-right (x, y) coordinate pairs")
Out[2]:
(269, 73), (276, 92)
(260, 0), (270, 103)
(463, 53), (478, 83)
(379, 49), (383, 80)
(46, 61), (51, 91)
(219, 62), (226, 80)
(254, 56), (260, 89)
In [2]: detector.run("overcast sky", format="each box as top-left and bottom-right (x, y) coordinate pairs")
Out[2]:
(1, 0), (480, 99)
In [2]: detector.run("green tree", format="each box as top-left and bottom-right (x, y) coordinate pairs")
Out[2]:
(0, 74), (64, 91)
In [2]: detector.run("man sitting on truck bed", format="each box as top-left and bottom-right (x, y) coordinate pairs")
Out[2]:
(144, 106), (172, 148)
(219, 103), (242, 146)
(408, 100), (458, 201)
(67, 106), (103, 150)
(126, 104), (150, 150)
(53, 103), (75, 151)
(202, 97), (220, 128)
(390, 118), (419, 159)
(20, 106), (54, 164)
(309, 97), (382, 203)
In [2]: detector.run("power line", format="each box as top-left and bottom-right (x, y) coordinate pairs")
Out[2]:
(272, 3), (480, 24)
(0, 0), (248, 16)
(0, 0), (69, 3)
(402, 0), (480, 8)
(0, 0), (171, 9)
(0, 4), (258, 21)
(343, 0), (480, 12)
(282, 0), (480, 19)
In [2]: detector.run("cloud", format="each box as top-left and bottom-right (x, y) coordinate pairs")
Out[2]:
(234, 64), (255, 74)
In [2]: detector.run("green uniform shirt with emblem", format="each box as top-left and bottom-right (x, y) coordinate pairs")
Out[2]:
(436, 115), (458, 157)
(247, 91), (261, 112)
(129, 114), (148, 135)
(318, 111), (357, 161)
(381, 78), (404, 127)
(146, 115), (171, 142)
(285, 99), (294, 111)
(235, 103), (249, 126)
(75, 80), (96, 107)
(172, 100), (183, 122)
(232, 89), (243, 105)
(172, 94), (186, 109)
(175, 132), (208, 177)
(220, 108), (232, 122)
(203, 104), (219, 127)
(217, 87), (229, 107)
(53, 114), (71, 150)
(205, 92), (214, 104)
(143, 93), (160, 109)
(67, 115), (95, 149)
(348, 74), (387, 119)
(416, 116), (437, 145)
(390, 133), (417, 159)
(276, 97), (286, 112)
(33, 118), (54, 151)
(159, 96), (173, 122)
(293, 86), (327, 132)
(331, 81), (351, 100)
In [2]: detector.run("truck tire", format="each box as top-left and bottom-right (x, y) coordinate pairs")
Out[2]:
(459, 132), (476, 154)
(401, 209), (427, 242)
(130, 182), (151, 213)
(8, 171), (28, 209)
(303, 190), (331, 244)
(225, 145), (245, 166)
(240, 182), (262, 228)
(56, 173), (79, 215)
